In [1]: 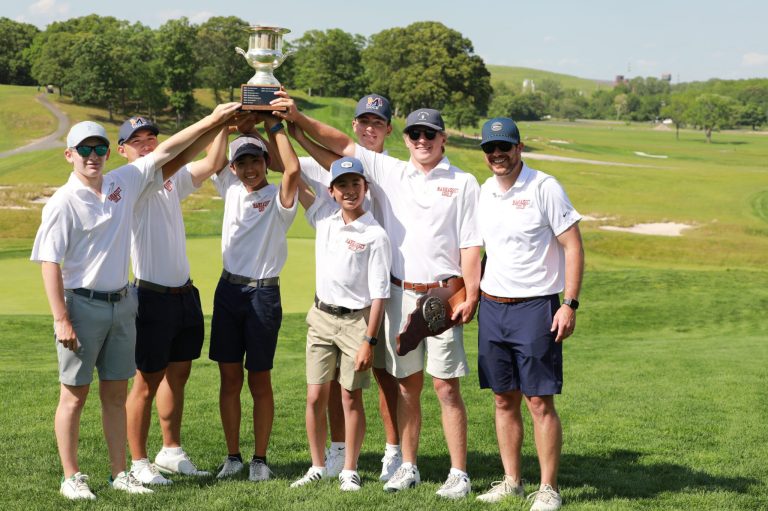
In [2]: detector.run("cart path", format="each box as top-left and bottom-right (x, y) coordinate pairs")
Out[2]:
(0, 94), (70, 158)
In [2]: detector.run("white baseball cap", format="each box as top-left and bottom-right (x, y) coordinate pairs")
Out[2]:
(67, 121), (110, 148)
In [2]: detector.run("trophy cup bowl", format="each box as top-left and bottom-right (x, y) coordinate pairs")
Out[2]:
(236, 26), (292, 111)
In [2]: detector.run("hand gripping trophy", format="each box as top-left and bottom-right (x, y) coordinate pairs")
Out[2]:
(236, 25), (292, 110)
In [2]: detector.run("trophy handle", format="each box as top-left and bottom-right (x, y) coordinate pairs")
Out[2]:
(273, 50), (294, 69)
(235, 47), (247, 58)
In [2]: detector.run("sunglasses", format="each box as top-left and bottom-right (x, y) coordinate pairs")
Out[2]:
(481, 141), (515, 154)
(406, 128), (438, 141)
(75, 144), (109, 157)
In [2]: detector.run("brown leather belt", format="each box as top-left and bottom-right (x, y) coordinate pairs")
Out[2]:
(222, 270), (279, 288)
(69, 286), (128, 303)
(314, 295), (361, 316)
(135, 278), (193, 294)
(481, 291), (538, 304)
(390, 274), (457, 294)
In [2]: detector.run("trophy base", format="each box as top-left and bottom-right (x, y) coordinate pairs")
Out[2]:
(240, 84), (287, 111)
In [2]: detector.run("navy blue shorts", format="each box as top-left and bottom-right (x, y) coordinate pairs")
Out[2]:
(135, 284), (204, 373)
(477, 294), (562, 396)
(208, 278), (282, 372)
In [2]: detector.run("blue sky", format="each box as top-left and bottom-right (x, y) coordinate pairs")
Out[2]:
(5, 0), (768, 83)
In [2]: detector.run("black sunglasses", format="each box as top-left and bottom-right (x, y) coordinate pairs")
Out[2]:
(481, 141), (515, 154)
(75, 144), (109, 157)
(406, 128), (438, 141)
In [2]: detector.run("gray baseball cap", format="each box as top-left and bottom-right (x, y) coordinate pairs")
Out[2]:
(330, 157), (366, 185)
(67, 121), (109, 147)
(354, 94), (392, 123)
(228, 135), (269, 164)
(403, 108), (445, 132)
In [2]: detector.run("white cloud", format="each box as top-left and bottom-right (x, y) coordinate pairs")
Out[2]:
(188, 11), (215, 25)
(741, 52), (768, 67)
(17, 0), (70, 27)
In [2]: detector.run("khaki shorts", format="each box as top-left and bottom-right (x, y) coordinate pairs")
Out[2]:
(306, 305), (371, 391)
(382, 285), (469, 379)
(57, 288), (139, 386)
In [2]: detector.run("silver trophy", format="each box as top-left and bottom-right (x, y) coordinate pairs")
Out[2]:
(236, 25), (291, 111)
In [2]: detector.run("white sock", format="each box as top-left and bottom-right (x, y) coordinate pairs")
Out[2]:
(162, 446), (183, 455)
(330, 442), (345, 451)
(385, 443), (401, 456)
(311, 465), (327, 475)
(450, 467), (468, 478)
(400, 461), (415, 470)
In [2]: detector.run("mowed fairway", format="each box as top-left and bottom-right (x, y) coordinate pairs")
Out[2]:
(0, 85), (766, 510)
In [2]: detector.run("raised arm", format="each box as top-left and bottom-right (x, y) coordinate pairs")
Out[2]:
(186, 125), (230, 187)
(288, 122), (340, 173)
(297, 178), (317, 210)
(271, 90), (356, 157)
(162, 113), (235, 180)
(152, 102), (240, 173)
(264, 116), (300, 209)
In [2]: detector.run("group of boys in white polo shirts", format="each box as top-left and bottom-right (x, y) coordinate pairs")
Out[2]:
(32, 91), (581, 511)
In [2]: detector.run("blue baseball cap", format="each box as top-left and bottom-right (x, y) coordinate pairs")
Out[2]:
(118, 116), (159, 145)
(330, 157), (366, 185)
(403, 108), (445, 132)
(354, 94), (392, 123)
(480, 117), (521, 146)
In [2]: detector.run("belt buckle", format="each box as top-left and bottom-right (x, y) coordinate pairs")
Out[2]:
(412, 283), (429, 293)
(329, 304), (342, 315)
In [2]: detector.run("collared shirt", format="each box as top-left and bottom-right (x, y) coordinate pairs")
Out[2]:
(131, 165), (197, 287)
(31, 155), (159, 291)
(307, 200), (391, 309)
(212, 169), (297, 279)
(354, 146), (482, 283)
(479, 162), (581, 297)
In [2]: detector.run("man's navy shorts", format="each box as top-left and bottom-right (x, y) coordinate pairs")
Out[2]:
(477, 294), (562, 396)
(208, 278), (282, 372)
(135, 284), (204, 373)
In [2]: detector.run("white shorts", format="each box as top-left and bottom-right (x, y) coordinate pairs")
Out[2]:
(381, 284), (469, 379)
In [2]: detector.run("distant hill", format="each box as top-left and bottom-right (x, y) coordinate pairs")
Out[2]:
(487, 65), (610, 94)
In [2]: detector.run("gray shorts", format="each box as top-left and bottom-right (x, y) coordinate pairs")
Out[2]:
(57, 288), (139, 386)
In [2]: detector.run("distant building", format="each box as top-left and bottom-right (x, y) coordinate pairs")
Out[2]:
(661, 73), (672, 82)
(614, 74), (629, 86)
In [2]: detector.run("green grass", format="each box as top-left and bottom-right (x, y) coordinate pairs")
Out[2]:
(487, 65), (608, 95)
(0, 85), (57, 152)
(0, 84), (767, 509)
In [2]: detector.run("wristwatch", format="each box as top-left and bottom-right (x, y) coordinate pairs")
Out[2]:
(563, 298), (580, 310)
(269, 122), (285, 133)
(364, 335), (378, 346)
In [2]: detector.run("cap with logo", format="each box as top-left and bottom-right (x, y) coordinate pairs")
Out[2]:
(229, 135), (269, 164)
(403, 108), (445, 132)
(480, 117), (521, 146)
(67, 121), (110, 148)
(118, 116), (160, 145)
(354, 94), (392, 123)
(330, 156), (366, 184)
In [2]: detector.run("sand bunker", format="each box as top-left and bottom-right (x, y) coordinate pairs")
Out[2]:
(634, 151), (668, 159)
(600, 222), (695, 237)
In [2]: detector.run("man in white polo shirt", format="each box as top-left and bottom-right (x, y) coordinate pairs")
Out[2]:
(474, 117), (583, 511)
(118, 115), (233, 485)
(274, 91), (403, 481)
(280, 107), (482, 498)
(30, 102), (241, 501)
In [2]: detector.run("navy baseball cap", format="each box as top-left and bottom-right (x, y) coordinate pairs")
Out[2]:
(480, 117), (521, 146)
(354, 94), (392, 123)
(118, 116), (159, 145)
(330, 157), (366, 185)
(403, 108), (445, 132)
(229, 135), (269, 164)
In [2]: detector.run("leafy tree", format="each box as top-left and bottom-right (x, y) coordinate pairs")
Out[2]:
(442, 92), (479, 132)
(660, 94), (693, 140)
(116, 22), (167, 118)
(290, 29), (366, 98)
(614, 93), (629, 120)
(0, 18), (39, 85)
(738, 103), (767, 130)
(362, 21), (491, 118)
(67, 33), (122, 120)
(686, 93), (738, 143)
(196, 16), (251, 102)
(158, 17), (198, 127)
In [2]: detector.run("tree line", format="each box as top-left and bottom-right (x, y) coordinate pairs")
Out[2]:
(1, 15), (766, 140)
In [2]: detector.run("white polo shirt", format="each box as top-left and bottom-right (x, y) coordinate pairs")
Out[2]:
(131, 166), (197, 287)
(300, 145), (377, 216)
(31, 155), (159, 291)
(354, 146), (482, 282)
(307, 200), (391, 310)
(479, 162), (581, 297)
(212, 169), (297, 279)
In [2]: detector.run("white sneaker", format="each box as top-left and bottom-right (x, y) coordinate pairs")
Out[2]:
(528, 484), (562, 511)
(339, 470), (362, 491)
(290, 466), (326, 488)
(477, 478), (525, 503)
(436, 472), (471, 499)
(154, 448), (210, 476)
(383, 464), (420, 492)
(110, 471), (154, 494)
(131, 458), (172, 485)
(324, 447), (345, 478)
(249, 459), (272, 481)
(379, 451), (402, 482)
(60, 472), (96, 500)
(216, 456), (245, 479)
